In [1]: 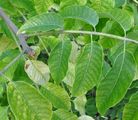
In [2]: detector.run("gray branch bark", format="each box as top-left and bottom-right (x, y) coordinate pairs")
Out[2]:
(0, 7), (34, 56)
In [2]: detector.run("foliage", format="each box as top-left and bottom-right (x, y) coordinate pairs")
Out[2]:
(0, 0), (138, 120)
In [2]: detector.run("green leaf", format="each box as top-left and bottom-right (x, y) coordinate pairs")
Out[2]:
(51, 109), (78, 120)
(72, 42), (103, 96)
(123, 92), (138, 120)
(60, 5), (99, 27)
(9, 0), (35, 11)
(85, 98), (97, 116)
(13, 59), (32, 83)
(96, 52), (136, 115)
(105, 8), (134, 31)
(127, 31), (138, 41)
(48, 40), (72, 84)
(0, 36), (16, 52)
(63, 62), (75, 87)
(7, 81), (52, 120)
(41, 82), (71, 110)
(60, 0), (78, 9)
(19, 13), (64, 33)
(0, 50), (20, 83)
(78, 115), (94, 120)
(99, 20), (124, 48)
(74, 95), (87, 115)
(0, 0), (17, 15)
(115, 0), (126, 7)
(0, 106), (8, 120)
(25, 60), (50, 85)
(34, 0), (53, 14)
(91, 0), (115, 12)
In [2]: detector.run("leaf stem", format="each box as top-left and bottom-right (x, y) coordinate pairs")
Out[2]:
(63, 30), (138, 44)
(27, 30), (138, 44)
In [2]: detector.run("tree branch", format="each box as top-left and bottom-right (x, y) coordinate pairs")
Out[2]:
(0, 7), (35, 56)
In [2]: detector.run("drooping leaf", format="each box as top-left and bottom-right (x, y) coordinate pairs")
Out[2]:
(41, 82), (71, 110)
(123, 92), (138, 120)
(0, 106), (8, 120)
(72, 42), (103, 96)
(60, 5), (99, 27)
(48, 40), (72, 84)
(51, 109), (78, 120)
(96, 52), (136, 115)
(25, 60), (50, 85)
(7, 81), (52, 120)
(19, 13), (64, 33)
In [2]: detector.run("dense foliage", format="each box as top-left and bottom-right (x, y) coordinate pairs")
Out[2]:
(0, 0), (138, 120)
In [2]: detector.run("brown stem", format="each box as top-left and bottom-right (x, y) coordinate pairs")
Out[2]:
(0, 7), (35, 56)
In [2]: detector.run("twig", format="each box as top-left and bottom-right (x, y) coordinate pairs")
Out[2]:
(0, 7), (34, 56)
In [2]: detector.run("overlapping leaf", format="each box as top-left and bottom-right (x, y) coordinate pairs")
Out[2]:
(103, 8), (134, 31)
(41, 82), (71, 110)
(60, 5), (99, 27)
(51, 109), (78, 120)
(91, 0), (115, 12)
(34, 0), (53, 14)
(19, 13), (64, 33)
(0, 107), (8, 120)
(123, 92), (138, 120)
(96, 52), (136, 115)
(7, 81), (52, 120)
(25, 60), (50, 85)
(0, 50), (20, 83)
(99, 20), (124, 48)
(48, 40), (72, 84)
(72, 42), (103, 96)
